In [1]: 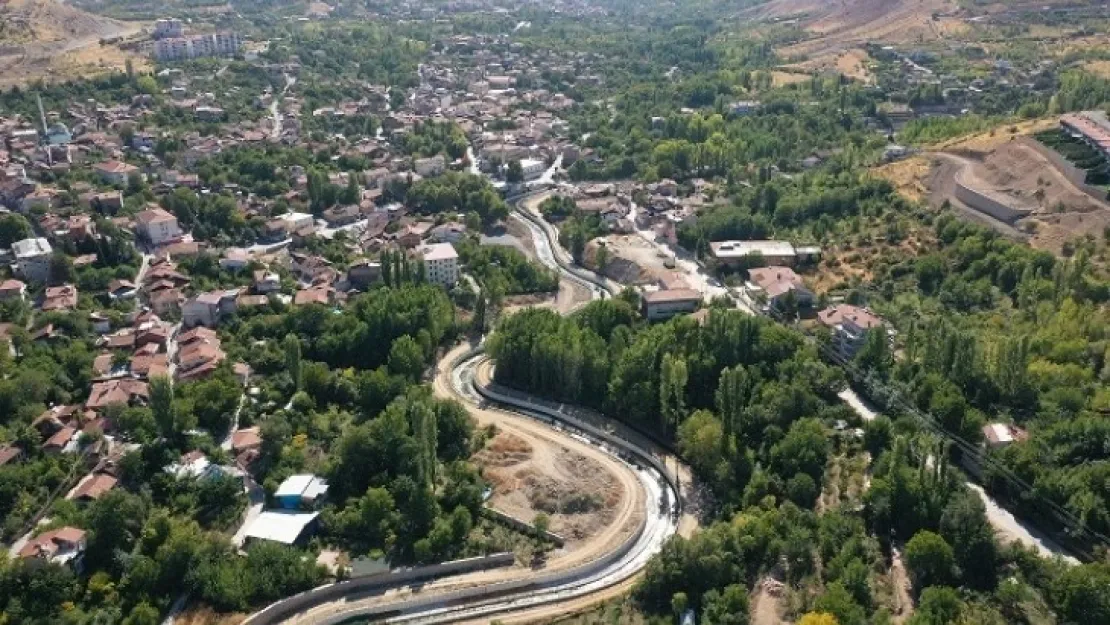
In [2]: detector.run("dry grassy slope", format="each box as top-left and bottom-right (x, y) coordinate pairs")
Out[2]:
(747, 0), (964, 60)
(0, 0), (131, 46)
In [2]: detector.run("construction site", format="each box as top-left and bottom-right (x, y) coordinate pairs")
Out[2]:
(878, 116), (1110, 255)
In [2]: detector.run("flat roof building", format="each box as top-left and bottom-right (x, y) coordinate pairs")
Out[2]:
(242, 510), (320, 546)
(711, 240), (796, 266)
(642, 288), (702, 322)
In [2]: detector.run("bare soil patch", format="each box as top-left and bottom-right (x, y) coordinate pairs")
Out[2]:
(0, 0), (144, 87)
(176, 608), (247, 625)
(873, 156), (931, 203)
(770, 70), (811, 87)
(1083, 60), (1110, 79)
(474, 432), (624, 545)
(931, 137), (1110, 254)
(759, 0), (958, 62)
(930, 118), (1056, 154)
(589, 234), (673, 285)
(751, 577), (790, 625)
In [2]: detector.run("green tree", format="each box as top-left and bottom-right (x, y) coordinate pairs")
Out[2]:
(814, 582), (866, 625)
(904, 530), (955, 592)
(771, 418), (829, 483)
(388, 335), (426, 380)
(506, 159), (524, 183)
(283, 334), (303, 392)
(122, 602), (160, 625)
(715, 364), (751, 444)
(48, 251), (75, 285)
(908, 586), (963, 625)
(855, 328), (893, 377)
(1051, 562), (1110, 625)
(939, 490), (996, 590)
(150, 375), (178, 442)
(671, 591), (689, 620)
(702, 584), (750, 625)
(533, 512), (550, 535)
(0, 214), (32, 247)
(659, 353), (688, 432)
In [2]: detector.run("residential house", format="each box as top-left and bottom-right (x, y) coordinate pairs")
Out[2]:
(42, 284), (78, 311)
(67, 473), (118, 502)
(294, 286), (334, 306)
(43, 426), (78, 454)
(131, 352), (170, 379)
(176, 339), (226, 381)
(746, 266), (814, 310)
(322, 205), (361, 227)
(93, 161), (140, 186)
(817, 304), (887, 360)
(0, 444), (24, 466)
(182, 290), (239, 328)
(274, 474), (330, 510)
(347, 259), (381, 289)
(0, 279), (26, 302)
(86, 378), (150, 411)
(427, 222), (467, 244)
(253, 270), (281, 294)
(136, 208), (182, 245)
(242, 510), (320, 546)
(18, 527), (87, 571)
(711, 240), (798, 267)
(982, 423), (1029, 449)
(107, 279), (138, 301)
(165, 450), (223, 480)
(231, 426), (262, 470)
(88, 312), (110, 334)
(220, 247), (250, 271)
(414, 155), (446, 177)
(149, 288), (183, 317)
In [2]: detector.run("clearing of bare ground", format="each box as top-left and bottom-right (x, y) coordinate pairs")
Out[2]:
(749, 0), (965, 68)
(475, 431), (621, 545)
(0, 0), (144, 87)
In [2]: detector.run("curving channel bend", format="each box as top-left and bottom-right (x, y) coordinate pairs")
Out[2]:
(258, 191), (685, 625)
(301, 351), (681, 625)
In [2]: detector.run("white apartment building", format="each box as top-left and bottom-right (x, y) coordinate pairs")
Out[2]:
(153, 32), (243, 62)
(419, 243), (459, 287)
(136, 208), (183, 245)
(11, 237), (52, 284)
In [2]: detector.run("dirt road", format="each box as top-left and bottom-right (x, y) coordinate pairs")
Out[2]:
(927, 153), (1028, 240)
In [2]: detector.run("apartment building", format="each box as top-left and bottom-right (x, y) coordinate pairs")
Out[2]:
(154, 32), (243, 62)
(419, 242), (459, 287)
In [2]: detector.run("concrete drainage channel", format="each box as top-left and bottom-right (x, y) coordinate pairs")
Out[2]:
(306, 349), (680, 625)
(248, 190), (682, 625)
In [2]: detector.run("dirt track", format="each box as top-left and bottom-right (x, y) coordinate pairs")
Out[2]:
(927, 152), (1028, 240)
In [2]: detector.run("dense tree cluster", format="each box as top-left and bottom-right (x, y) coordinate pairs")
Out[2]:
(401, 120), (469, 160)
(861, 214), (1110, 540)
(456, 239), (558, 296)
(405, 172), (510, 224)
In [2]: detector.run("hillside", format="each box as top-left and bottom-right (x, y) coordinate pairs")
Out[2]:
(0, 0), (134, 47)
(0, 0), (144, 87)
